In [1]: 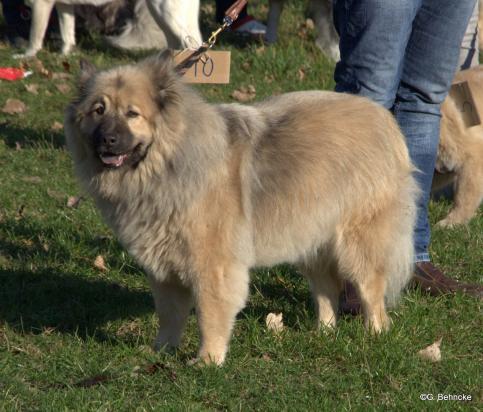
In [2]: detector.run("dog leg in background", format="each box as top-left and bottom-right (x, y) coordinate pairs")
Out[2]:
(146, 0), (201, 48)
(437, 160), (483, 227)
(195, 265), (249, 365)
(265, 0), (283, 44)
(310, 0), (340, 61)
(149, 276), (193, 350)
(56, 3), (77, 54)
(14, 0), (55, 58)
(301, 254), (342, 328)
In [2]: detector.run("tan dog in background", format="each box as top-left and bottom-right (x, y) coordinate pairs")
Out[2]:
(433, 66), (483, 227)
(65, 52), (418, 365)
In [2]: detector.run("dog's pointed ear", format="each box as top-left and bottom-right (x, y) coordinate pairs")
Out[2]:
(153, 48), (175, 73)
(79, 59), (97, 85)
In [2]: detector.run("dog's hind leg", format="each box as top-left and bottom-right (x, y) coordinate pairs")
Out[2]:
(148, 276), (193, 351)
(55, 3), (76, 55)
(300, 252), (342, 329)
(194, 264), (249, 365)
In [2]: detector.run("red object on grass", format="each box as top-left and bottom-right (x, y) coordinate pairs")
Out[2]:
(0, 68), (32, 81)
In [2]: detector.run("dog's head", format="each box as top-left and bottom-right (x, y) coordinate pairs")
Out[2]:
(65, 50), (183, 173)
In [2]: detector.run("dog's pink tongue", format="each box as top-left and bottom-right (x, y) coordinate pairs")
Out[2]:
(101, 154), (127, 167)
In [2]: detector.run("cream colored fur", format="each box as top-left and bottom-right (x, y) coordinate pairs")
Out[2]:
(65, 54), (418, 365)
(433, 66), (483, 227)
(15, 0), (200, 58)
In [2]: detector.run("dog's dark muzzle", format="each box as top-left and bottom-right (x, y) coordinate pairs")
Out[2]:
(93, 117), (135, 168)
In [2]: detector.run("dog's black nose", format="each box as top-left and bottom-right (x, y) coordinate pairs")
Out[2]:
(103, 135), (117, 146)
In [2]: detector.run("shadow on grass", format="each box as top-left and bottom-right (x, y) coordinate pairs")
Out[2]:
(0, 217), (152, 340)
(0, 122), (65, 148)
(0, 268), (152, 340)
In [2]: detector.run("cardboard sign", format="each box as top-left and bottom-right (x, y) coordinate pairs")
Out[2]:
(174, 50), (231, 84)
(449, 81), (481, 128)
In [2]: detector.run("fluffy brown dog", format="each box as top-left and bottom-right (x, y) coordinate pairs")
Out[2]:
(65, 52), (418, 365)
(434, 66), (483, 227)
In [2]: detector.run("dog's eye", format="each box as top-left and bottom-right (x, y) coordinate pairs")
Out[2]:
(126, 110), (140, 118)
(93, 104), (105, 115)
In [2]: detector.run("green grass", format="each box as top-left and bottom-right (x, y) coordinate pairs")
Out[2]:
(0, 1), (482, 410)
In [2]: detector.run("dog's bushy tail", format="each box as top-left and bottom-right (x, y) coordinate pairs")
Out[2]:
(384, 172), (420, 307)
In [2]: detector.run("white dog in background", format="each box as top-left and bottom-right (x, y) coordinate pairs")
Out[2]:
(266, 0), (339, 61)
(16, 0), (201, 58)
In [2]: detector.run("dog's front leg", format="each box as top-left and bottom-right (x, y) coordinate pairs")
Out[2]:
(194, 264), (249, 365)
(146, 0), (202, 48)
(149, 275), (193, 351)
(55, 3), (76, 55)
(14, 0), (55, 58)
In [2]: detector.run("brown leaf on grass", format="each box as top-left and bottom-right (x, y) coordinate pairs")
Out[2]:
(66, 195), (83, 208)
(265, 312), (284, 333)
(56, 83), (71, 94)
(52, 72), (71, 81)
(116, 320), (142, 337)
(51, 121), (64, 131)
(242, 61), (251, 71)
(15, 142), (22, 151)
(74, 374), (110, 388)
(21, 176), (42, 184)
(94, 255), (108, 272)
(298, 68), (306, 81)
(231, 85), (256, 103)
(15, 205), (25, 220)
(42, 326), (56, 335)
(47, 188), (64, 200)
(25, 83), (39, 95)
(62, 61), (71, 72)
(305, 18), (315, 31)
(32, 58), (51, 78)
(417, 337), (442, 362)
(2, 99), (27, 115)
(143, 362), (177, 381)
(255, 45), (266, 56)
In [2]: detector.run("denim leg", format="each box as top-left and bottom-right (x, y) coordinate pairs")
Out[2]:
(394, 0), (476, 261)
(333, 0), (420, 108)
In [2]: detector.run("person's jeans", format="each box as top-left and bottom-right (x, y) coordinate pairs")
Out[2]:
(333, 0), (476, 262)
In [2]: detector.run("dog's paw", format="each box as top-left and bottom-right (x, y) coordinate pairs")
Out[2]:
(435, 216), (467, 229)
(13, 50), (38, 59)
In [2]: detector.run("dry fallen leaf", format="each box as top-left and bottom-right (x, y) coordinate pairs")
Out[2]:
(66, 195), (83, 208)
(265, 312), (284, 333)
(51, 121), (63, 131)
(25, 83), (39, 95)
(417, 337), (442, 362)
(62, 61), (71, 72)
(32, 58), (51, 78)
(94, 255), (108, 272)
(56, 83), (71, 94)
(21, 176), (42, 184)
(231, 85), (256, 103)
(52, 72), (71, 80)
(305, 18), (315, 31)
(298, 68), (306, 81)
(2, 99), (27, 115)
(74, 374), (110, 388)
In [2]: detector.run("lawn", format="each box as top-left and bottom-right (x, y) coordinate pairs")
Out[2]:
(0, 1), (481, 410)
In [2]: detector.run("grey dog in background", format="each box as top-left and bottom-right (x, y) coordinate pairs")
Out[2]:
(65, 52), (418, 365)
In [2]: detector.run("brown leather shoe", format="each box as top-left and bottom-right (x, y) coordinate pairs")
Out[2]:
(412, 261), (483, 299)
